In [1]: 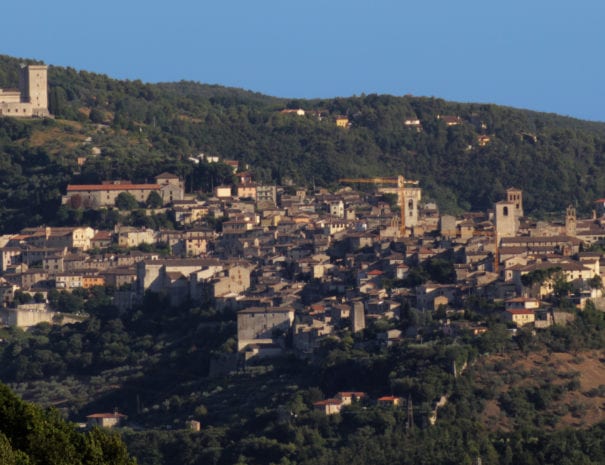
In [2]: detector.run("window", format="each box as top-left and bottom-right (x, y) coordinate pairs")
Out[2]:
(503, 206), (509, 216)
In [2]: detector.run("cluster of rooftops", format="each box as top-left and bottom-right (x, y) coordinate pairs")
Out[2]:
(1, 172), (604, 356)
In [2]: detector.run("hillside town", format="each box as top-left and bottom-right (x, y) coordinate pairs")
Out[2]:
(4, 0), (605, 457)
(1, 157), (604, 375)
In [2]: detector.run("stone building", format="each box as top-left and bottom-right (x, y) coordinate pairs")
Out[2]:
(495, 188), (524, 238)
(237, 306), (295, 351)
(350, 300), (366, 332)
(85, 412), (127, 429)
(2, 304), (86, 328)
(0, 64), (50, 118)
(62, 174), (184, 209)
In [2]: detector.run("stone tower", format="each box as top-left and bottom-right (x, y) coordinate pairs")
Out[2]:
(19, 64), (49, 117)
(505, 187), (524, 219)
(350, 301), (365, 333)
(494, 201), (518, 237)
(402, 187), (422, 228)
(495, 188), (523, 238)
(565, 205), (577, 236)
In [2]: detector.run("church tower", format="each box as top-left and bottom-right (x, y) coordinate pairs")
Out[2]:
(494, 201), (517, 237)
(565, 205), (577, 236)
(495, 188), (523, 238)
(505, 187), (524, 219)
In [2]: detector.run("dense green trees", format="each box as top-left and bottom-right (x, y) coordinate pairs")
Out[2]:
(0, 383), (135, 464)
(146, 190), (163, 208)
(115, 192), (139, 210)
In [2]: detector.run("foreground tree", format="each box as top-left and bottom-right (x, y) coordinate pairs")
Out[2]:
(0, 383), (135, 465)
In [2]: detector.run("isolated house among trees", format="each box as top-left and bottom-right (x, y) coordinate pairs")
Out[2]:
(86, 412), (127, 428)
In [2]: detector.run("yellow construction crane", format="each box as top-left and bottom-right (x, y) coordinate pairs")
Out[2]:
(339, 175), (419, 237)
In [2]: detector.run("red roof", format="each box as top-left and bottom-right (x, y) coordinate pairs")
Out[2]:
(86, 412), (127, 418)
(378, 396), (401, 401)
(67, 184), (160, 192)
(506, 309), (535, 315)
(337, 391), (366, 398)
(310, 304), (325, 312)
(93, 231), (112, 239)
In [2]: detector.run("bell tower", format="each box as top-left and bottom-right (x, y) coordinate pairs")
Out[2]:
(565, 205), (576, 236)
(505, 187), (523, 219)
(495, 201), (517, 237)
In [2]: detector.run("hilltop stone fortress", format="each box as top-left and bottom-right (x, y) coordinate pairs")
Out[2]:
(0, 64), (50, 117)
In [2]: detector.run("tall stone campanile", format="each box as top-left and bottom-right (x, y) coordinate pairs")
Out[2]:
(19, 64), (49, 117)
(565, 205), (577, 237)
(505, 187), (524, 219)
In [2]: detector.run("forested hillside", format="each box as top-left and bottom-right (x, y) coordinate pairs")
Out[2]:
(2, 54), (605, 232)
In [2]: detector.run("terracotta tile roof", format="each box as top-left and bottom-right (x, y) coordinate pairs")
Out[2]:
(86, 413), (127, 419)
(67, 184), (160, 191)
(337, 391), (366, 398)
(506, 309), (535, 315)
(93, 231), (112, 239)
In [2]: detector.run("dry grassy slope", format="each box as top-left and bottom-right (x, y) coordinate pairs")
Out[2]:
(24, 118), (151, 158)
(26, 119), (89, 153)
(473, 350), (605, 431)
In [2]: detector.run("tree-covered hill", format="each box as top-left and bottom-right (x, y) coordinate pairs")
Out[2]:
(2, 53), (605, 230)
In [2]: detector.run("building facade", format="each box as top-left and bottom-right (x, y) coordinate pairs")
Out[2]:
(0, 65), (50, 117)
(62, 174), (184, 208)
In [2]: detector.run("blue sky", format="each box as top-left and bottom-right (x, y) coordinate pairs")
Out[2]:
(3, 0), (604, 121)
